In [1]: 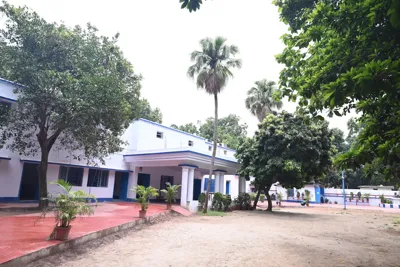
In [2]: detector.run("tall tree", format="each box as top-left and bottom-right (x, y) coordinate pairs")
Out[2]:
(0, 2), (142, 208)
(198, 114), (247, 149)
(139, 99), (163, 123)
(245, 80), (283, 122)
(170, 123), (199, 135)
(274, 0), (400, 183)
(236, 112), (332, 211)
(187, 37), (242, 213)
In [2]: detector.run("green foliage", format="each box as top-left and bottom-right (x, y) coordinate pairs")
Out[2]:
(0, 2), (143, 206)
(198, 192), (206, 210)
(39, 179), (97, 228)
(160, 182), (181, 205)
(245, 79), (283, 122)
(212, 192), (224, 211)
(131, 185), (159, 211)
(180, 0), (205, 12)
(364, 193), (370, 201)
(222, 195), (232, 211)
(275, 0), (400, 184)
(357, 192), (362, 200)
(236, 112), (332, 211)
(350, 192), (354, 201)
(233, 193), (251, 210)
(304, 189), (311, 203)
(138, 99), (163, 123)
(249, 192), (257, 202)
(170, 123), (199, 135)
(197, 210), (227, 217)
(260, 194), (266, 203)
(380, 194), (386, 204)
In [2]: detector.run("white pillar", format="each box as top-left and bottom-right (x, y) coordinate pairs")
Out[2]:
(180, 167), (189, 207)
(219, 173), (225, 194)
(201, 175), (205, 192)
(127, 168), (138, 200)
(187, 168), (195, 202)
(214, 172), (220, 193)
(239, 176), (245, 193)
(241, 177), (247, 193)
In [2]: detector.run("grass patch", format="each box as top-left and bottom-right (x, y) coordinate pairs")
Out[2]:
(393, 217), (400, 225)
(197, 211), (227, 216)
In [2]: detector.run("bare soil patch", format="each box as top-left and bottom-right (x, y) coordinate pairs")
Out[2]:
(27, 207), (400, 267)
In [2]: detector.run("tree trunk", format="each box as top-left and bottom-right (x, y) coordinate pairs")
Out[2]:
(38, 148), (49, 209)
(252, 188), (261, 210)
(265, 184), (272, 212)
(203, 93), (219, 213)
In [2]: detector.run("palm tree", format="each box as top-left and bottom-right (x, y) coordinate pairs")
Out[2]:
(245, 79), (283, 122)
(188, 37), (242, 213)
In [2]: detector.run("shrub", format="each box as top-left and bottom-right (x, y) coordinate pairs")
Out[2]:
(223, 195), (232, 211)
(357, 192), (362, 200)
(364, 193), (370, 202)
(198, 192), (206, 210)
(324, 198), (329, 204)
(212, 192), (224, 211)
(304, 189), (311, 203)
(160, 182), (181, 207)
(380, 194), (385, 204)
(131, 185), (159, 211)
(233, 193), (251, 210)
(260, 194), (266, 203)
(250, 192), (257, 201)
(350, 192), (354, 200)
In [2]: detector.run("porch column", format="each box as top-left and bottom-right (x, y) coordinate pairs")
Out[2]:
(214, 172), (220, 193)
(241, 177), (247, 193)
(219, 173), (225, 194)
(180, 167), (189, 207)
(187, 167), (195, 202)
(201, 175), (205, 192)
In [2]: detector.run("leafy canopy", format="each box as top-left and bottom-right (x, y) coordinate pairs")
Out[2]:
(245, 79), (283, 122)
(0, 2), (142, 163)
(236, 112), (332, 200)
(274, 0), (400, 182)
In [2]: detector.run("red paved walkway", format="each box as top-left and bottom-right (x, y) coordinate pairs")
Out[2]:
(0, 202), (170, 264)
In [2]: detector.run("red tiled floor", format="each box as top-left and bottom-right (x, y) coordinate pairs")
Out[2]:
(0, 202), (169, 264)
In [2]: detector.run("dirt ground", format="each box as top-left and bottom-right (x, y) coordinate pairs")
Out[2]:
(27, 207), (400, 267)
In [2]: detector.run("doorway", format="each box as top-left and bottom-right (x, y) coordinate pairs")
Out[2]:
(137, 173), (150, 198)
(19, 163), (39, 201)
(193, 179), (201, 200)
(226, 181), (231, 195)
(113, 172), (129, 200)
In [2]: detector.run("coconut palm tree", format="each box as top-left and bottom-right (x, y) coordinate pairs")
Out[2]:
(245, 79), (283, 122)
(187, 36), (242, 213)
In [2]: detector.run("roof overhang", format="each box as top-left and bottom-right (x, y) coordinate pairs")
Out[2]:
(123, 149), (239, 174)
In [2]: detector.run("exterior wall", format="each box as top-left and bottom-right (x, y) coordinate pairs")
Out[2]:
(0, 157), (23, 198)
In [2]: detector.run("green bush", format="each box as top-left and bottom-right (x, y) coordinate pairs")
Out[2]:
(380, 194), (385, 204)
(212, 192), (224, 211)
(304, 189), (311, 203)
(198, 192), (206, 210)
(233, 193), (251, 210)
(223, 195), (232, 211)
(250, 192), (257, 201)
(259, 194), (266, 203)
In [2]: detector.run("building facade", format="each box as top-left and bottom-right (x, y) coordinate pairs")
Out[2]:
(0, 78), (248, 211)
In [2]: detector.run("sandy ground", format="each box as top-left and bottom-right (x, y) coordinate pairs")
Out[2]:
(27, 207), (400, 267)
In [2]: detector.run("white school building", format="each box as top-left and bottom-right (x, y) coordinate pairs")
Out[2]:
(0, 78), (249, 211)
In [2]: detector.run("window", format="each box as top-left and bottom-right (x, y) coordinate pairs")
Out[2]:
(156, 131), (163, 139)
(208, 146), (212, 151)
(188, 140), (194, 146)
(224, 150), (227, 155)
(87, 169), (109, 187)
(59, 166), (83, 186)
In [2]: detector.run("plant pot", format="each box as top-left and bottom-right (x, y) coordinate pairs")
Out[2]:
(306, 203), (309, 207)
(139, 210), (147, 218)
(54, 226), (71, 241)
(167, 204), (172, 211)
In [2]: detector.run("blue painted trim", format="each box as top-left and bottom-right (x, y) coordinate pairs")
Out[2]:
(213, 169), (227, 173)
(0, 156), (11, 160)
(178, 164), (198, 168)
(0, 96), (16, 103)
(19, 159), (133, 172)
(0, 77), (23, 87)
(0, 197), (19, 202)
(138, 118), (236, 152)
(124, 150), (238, 164)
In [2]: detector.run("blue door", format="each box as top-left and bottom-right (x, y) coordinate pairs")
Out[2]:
(119, 172), (129, 200)
(193, 179), (201, 200)
(315, 187), (321, 203)
(203, 178), (215, 192)
(226, 181), (230, 195)
(137, 173), (151, 199)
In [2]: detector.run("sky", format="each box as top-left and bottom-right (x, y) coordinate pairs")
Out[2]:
(8, 0), (354, 135)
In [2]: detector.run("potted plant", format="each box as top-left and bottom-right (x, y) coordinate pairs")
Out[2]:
(364, 193), (370, 203)
(296, 191), (301, 200)
(301, 192), (305, 200)
(160, 182), (181, 210)
(357, 192), (362, 201)
(350, 192), (354, 201)
(277, 192), (283, 207)
(380, 194), (385, 204)
(39, 179), (97, 241)
(260, 194), (266, 203)
(131, 185), (159, 218)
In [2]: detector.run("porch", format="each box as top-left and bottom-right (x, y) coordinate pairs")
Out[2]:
(124, 149), (246, 212)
